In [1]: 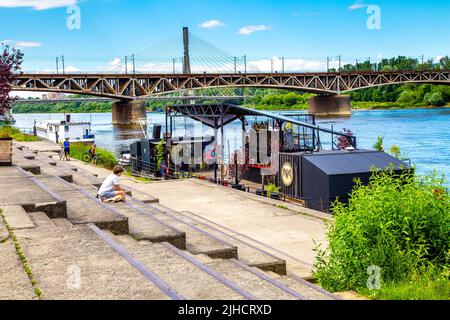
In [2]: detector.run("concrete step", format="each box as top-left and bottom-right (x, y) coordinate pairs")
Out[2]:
(109, 233), (248, 300)
(107, 202), (186, 249)
(271, 273), (339, 300)
(40, 167), (73, 183)
(203, 259), (299, 300)
(34, 154), (57, 166)
(1, 205), (35, 230)
(0, 219), (37, 300)
(52, 218), (74, 229)
(128, 201), (237, 259)
(0, 174), (67, 219)
(13, 225), (171, 300)
(12, 159), (41, 175)
(35, 176), (129, 235)
(178, 210), (287, 275)
(28, 212), (56, 229)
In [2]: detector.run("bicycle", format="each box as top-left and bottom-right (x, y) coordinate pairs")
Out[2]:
(82, 152), (104, 166)
(59, 147), (70, 161)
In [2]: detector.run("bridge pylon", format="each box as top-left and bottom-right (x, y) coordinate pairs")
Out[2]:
(308, 95), (351, 117)
(112, 100), (147, 126)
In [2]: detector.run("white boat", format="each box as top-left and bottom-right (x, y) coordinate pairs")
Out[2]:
(34, 115), (95, 144)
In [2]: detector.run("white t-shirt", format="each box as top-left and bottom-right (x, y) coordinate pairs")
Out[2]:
(98, 174), (120, 195)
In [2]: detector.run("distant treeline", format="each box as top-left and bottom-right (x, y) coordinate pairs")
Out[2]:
(13, 101), (113, 114)
(350, 84), (450, 108)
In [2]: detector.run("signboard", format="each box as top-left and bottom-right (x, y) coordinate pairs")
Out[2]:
(281, 162), (294, 187)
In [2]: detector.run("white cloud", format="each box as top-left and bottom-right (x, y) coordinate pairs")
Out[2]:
(199, 20), (225, 29)
(238, 25), (272, 35)
(15, 41), (43, 48)
(248, 57), (346, 72)
(0, 0), (77, 10)
(106, 57), (122, 71)
(348, 1), (369, 10)
(64, 66), (80, 72)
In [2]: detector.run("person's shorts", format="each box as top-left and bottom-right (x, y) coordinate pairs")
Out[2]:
(99, 190), (117, 200)
(64, 148), (70, 155)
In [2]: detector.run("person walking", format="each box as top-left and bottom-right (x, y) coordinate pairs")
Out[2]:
(63, 138), (71, 161)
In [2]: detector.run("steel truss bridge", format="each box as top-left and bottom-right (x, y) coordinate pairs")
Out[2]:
(11, 69), (450, 101)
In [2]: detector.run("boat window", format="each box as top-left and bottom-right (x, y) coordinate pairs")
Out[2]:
(65, 126), (69, 132)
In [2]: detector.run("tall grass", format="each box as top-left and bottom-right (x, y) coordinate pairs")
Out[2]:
(0, 126), (40, 141)
(314, 170), (450, 300)
(69, 142), (117, 170)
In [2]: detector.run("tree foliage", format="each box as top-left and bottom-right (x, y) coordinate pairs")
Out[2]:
(0, 44), (24, 115)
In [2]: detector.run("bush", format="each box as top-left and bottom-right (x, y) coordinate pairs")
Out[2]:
(69, 142), (117, 169)
(424, 92), (446, 106)
(0, 126), (40, 141)
(313, 170), (450, 296)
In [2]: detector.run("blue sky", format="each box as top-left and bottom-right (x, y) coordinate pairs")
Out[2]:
(0, 0), (449, 73)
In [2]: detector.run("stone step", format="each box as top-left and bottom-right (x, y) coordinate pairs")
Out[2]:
(271, 273), (339, 300)
(52, 218), (74, 229)
(12, 159), (41, 175)
(35, 176), (129, 235)
(40, 167), (73, 183)
(178, 210), (287, 275)
(0, 219), (37, 300)
(203, 259), (299, 300)
(28, 212), (56, 229)
(1, 205), (35, 230)
(127, 201), (237, 259)
(107, 202), (186, 249)
(0, 174), (67, 219)
(13, 225), (170, 300)
(109, 233), (248, 300)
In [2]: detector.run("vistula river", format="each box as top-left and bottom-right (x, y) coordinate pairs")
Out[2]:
(13, 107), (450, 180)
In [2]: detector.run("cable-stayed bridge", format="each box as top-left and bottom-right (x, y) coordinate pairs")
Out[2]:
(10, 27), (450, 124)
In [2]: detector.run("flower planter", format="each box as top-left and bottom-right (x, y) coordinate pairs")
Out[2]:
(0, 138), (13, 166)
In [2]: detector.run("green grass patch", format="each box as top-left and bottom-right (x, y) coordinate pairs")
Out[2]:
(313, 170), (450, 300)
(69, 142), (118, 170)
(0, 126), (40, 141)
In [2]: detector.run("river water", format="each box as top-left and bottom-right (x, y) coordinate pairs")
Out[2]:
(13, 107), (450, 179)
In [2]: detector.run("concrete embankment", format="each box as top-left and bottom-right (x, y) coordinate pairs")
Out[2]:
(0, 140), (339, 300)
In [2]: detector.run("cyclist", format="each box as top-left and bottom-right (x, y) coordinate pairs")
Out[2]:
(88, 144), (97, 159)
(63, 138), (71, 161)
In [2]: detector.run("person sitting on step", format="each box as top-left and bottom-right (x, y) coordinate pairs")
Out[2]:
(97, 165), (126, 202)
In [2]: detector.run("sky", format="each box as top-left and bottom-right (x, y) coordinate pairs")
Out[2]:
(0, 0), (449, 75)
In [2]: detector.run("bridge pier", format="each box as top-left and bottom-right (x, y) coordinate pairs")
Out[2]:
(112, 100), (147, 125)
(308, 95), (352, 117)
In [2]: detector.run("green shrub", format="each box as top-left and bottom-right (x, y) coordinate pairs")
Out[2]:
(314, 170), (450, 296)
(424, 92), (446, 106)
(69, 142), (117, 169)
(0, 126), (40, 141)
(373, 135), (384, 151)
(389, 145), (401, 158)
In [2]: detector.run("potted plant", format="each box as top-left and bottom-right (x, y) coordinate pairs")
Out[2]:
(266, 183), (281, 200)
(0, 128), (13, 166)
